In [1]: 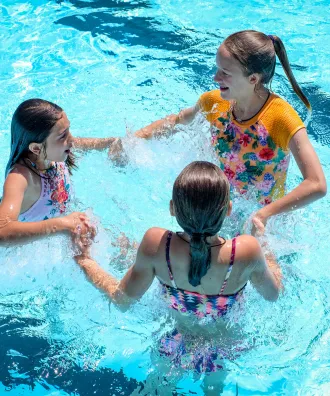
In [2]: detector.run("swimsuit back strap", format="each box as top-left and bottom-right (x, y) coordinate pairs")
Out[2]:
(165, 231), (177, 288)
(219, 237), (237, 295)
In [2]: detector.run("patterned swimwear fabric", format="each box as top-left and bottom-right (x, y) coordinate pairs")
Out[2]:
(198, 90), (305, 205)
(18, 162), (71, 222)
(159, 231), (245, 373)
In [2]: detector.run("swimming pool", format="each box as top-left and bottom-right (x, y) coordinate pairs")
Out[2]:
(0, 0), (330, 394)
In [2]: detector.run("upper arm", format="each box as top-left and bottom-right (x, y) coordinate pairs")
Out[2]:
(239, 236), (280, 302)
(116, 228), (160, 301)
(0, 170), (28, 221)
(289, 128), (326, 193)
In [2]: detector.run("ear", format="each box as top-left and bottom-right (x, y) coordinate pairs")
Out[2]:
(249, 73), (261, 86)
(226, 201), (232, 217)
(170, 200), (175, 217)
(28, 143), (42, 156)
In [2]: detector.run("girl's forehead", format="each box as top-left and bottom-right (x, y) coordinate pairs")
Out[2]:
(216, 45), (242, 73)
(50, 112), (70, 136)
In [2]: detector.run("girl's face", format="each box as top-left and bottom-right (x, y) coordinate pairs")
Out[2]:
(42, 112), (73, 163)
(214, 44), (257, 102)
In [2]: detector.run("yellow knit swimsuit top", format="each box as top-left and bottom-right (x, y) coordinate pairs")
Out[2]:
(199, 90), (305, 205)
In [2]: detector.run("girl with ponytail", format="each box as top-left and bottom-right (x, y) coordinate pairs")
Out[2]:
(133, 31), (326, 235)
(74, 161), (282, 387)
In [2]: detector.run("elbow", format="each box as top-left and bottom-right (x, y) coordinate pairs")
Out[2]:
(265, 289), (280, 302)
(311, 179), (327, 200)
(111, 290), (134, 312)
(317, 179), (327, 198)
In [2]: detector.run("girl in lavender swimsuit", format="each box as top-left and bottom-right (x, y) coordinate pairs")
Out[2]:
(0, 98), (118, 245)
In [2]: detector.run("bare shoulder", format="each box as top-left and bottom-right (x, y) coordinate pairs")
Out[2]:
(4, 164), (31, 190)
(223, 235), (261, 264)
(139, 227), (168, 257)
(8, 164), (33, 182)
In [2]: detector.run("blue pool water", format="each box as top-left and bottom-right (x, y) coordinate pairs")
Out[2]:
(1, 0), (330, 394)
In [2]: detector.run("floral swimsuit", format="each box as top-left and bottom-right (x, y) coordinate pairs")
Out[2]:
(19, 162), (71, 222)
(199, 90), (305, 205)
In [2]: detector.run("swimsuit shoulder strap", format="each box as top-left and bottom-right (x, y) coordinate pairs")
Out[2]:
(219, 237), (237, 295)
(165, 231), (177, 288)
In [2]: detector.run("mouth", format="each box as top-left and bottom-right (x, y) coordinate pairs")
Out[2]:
(219, 86), (229, 92)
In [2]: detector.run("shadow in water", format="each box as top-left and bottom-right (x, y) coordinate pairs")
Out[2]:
(0, 315), (141, 395)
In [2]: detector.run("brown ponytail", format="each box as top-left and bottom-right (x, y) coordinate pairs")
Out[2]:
(172, 162), (230, 287)
(271, 35), (311, 111)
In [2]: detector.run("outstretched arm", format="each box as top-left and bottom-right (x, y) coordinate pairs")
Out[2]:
(0, 170), (90, 245)
(75, 230), (156, 311)
(73, 137), (119, 151)
(253, 128), (327, 234)
(134, 104), (200, 139)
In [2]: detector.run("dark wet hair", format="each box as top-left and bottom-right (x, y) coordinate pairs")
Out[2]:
(172, 161), (230, 287)
(5, 98), (76, 177)
(223, 30), (311, 110)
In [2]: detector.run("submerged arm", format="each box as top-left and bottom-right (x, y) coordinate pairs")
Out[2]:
(243, 236), (282, 301)
(254, 128), (327, 231)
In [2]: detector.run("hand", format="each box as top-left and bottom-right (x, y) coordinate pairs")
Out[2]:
(61, 212), (96, 237)
(108, 138), (128, 166)
(112, 232), (139, 256)
(251, 212), (268, 237)
(73, 232), (93, 258)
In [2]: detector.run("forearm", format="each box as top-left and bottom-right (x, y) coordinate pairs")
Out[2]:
(134, 114), (178, 139)
(0, 217), (67, 246)
(76, 256), (121, 301)
(260, 178), (326, 219)
(264, 250), (283, 290)
(74, 137), (117, 150)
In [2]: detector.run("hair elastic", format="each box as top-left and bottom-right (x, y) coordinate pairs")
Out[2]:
(268, 34), (275, 44)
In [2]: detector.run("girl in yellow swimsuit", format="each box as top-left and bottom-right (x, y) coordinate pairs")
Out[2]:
(133, 30), (327, 234)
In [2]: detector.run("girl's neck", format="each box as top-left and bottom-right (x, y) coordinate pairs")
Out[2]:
(26, 156), (53, 171)
(233, 86), (269, 121)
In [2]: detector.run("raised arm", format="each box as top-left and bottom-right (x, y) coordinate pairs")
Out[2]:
(134, 103), (200, 139)
(253, 128), (327, 234)
(75, 229), (157, 311)
(0, 170), (90, 245)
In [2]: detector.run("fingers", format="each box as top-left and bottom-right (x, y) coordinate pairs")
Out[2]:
(252, 217), (265, 237)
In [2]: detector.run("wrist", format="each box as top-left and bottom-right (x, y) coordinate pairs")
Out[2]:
(75, 254), (93, 267)
(45, 217), (66, 234)
(255, 207), (270, 222)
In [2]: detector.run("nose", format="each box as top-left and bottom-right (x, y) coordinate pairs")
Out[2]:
(67, 132), (74, 147)
(214, 69), (221, 83)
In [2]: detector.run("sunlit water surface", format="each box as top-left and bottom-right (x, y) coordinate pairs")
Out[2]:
(0, 0), (330, 395)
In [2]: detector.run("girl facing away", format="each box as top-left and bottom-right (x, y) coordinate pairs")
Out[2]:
(0, 98), (117, 244)
(74, 161), (282, 395)
(130, 30), (326, 234)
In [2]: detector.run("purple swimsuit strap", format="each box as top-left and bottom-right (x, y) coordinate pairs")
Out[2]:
(219, 237), (237, 295)
(165, 231), (177, 288)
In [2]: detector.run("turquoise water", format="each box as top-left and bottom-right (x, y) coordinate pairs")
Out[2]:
(0, 0), (330, 395)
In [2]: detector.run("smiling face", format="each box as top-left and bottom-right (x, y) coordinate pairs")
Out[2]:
(214, 44), (258, 102)
(43, 112), (73, 163)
